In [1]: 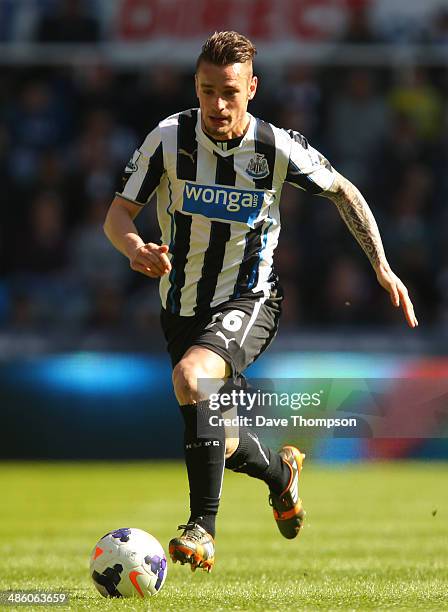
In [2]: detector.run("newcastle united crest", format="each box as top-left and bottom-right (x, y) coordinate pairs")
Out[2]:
(246, 153), (270, 179)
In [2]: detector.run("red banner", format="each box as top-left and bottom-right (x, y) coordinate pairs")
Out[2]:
(116, 0), (351, 42)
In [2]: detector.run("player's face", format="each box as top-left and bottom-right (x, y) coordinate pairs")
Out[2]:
(195, 61), (257, 140)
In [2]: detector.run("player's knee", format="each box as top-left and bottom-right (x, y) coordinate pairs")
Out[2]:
(172, 360), (206, 404)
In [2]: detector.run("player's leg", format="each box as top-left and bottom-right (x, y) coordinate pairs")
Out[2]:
(193, 294), (306, 539)
(169, 345), (230, 572)
(225, 433), (306, 539)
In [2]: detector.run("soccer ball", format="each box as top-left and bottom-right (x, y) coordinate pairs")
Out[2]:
(90, 527), (167, 598)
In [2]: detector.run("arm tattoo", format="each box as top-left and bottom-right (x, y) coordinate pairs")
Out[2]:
(322, 172), (386, 269)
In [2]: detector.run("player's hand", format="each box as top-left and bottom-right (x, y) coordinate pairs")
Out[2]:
(375, 264), (418, 328)
(129, 243), (172, 278)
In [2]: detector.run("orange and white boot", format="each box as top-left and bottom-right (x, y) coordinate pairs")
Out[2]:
(169, 521), (215, 572)
(269, 445), (306, 539)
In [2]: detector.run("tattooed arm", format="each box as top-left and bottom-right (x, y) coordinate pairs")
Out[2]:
(321, 171), (418, 328)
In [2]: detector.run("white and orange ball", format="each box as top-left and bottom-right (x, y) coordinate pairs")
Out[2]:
(90, 528), (167, 598)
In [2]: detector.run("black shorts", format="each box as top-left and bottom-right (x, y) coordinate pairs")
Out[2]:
(160, 287), (283, 378)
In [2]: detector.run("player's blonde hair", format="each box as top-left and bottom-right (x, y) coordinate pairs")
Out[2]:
(196, 31), (257, 70)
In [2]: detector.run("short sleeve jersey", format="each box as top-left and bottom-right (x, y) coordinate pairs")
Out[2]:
(118, 109), (335, 316)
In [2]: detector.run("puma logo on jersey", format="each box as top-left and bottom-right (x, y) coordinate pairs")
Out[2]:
(179, 148), (197, 164)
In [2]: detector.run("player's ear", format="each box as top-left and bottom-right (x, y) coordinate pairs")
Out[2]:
(248, 75), (258, 100)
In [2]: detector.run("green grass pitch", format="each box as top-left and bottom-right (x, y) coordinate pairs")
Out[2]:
(0, 461), (447, 611)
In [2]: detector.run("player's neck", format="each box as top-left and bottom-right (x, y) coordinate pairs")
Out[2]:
(201, 113), (251, 142)
(205, 131), (244, 149)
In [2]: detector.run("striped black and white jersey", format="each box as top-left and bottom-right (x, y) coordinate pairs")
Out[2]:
(118, 108), (335, 316)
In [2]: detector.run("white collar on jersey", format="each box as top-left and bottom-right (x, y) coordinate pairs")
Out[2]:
(196, 109), (256, 157)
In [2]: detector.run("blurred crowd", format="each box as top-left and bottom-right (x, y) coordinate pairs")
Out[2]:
(0, 1), (447, 334)
(1, 60), (447, 333)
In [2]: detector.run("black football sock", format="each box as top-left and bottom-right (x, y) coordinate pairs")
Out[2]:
(225, 428), (290, 495)
(179, 401), (225, 538)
